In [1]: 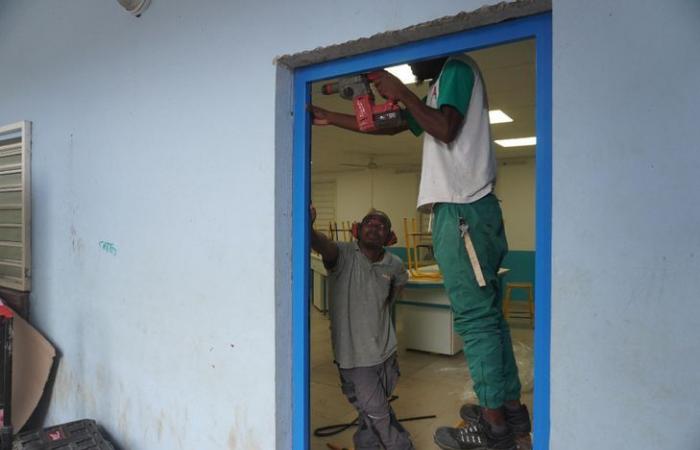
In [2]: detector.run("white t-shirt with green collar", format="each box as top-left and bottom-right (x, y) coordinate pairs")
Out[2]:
(406, 55), (496, 212)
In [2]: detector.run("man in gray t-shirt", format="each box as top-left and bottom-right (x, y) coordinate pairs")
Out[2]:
(311, 206), (413, 450)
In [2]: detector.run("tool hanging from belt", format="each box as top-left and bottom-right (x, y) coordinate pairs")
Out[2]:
(458, 217), (487, 287)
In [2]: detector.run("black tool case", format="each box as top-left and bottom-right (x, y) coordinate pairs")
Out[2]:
(0, 304), (114, 450)
(12, 419), (115, 450)
(0, 306), (14, 450)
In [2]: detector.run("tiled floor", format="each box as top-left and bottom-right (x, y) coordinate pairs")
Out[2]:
(310, 307), (534, 450)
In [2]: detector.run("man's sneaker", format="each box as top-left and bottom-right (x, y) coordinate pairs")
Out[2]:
(433, 422), (516, 450)
(459, 404), (531, 435)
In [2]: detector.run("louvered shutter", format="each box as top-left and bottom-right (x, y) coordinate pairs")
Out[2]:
(0, 121), (31, 291)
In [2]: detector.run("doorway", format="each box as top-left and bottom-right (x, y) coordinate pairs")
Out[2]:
(289, 13), (552, 450)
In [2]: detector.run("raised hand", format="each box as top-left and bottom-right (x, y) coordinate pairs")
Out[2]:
(309, 105), (331, 126)
(310, 204), (317, 225)
(371, 70), (410, 101)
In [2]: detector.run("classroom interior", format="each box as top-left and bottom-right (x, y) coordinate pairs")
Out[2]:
(309, 39), (536, 450)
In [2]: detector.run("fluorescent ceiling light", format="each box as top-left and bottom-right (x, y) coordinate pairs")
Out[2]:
(385, 64), (415, 84)
(489, 110), (513, 124)
(494, 137), (537, 147)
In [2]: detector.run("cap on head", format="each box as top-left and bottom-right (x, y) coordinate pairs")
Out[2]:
(362, 209), (392, 230)
(409, 56), (449, 83)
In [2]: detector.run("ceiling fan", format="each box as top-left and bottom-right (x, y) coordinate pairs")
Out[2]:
(340, 155), (418, 173)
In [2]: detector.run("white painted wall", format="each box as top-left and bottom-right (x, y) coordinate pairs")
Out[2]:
(494, 159), (536, 251)
(552, 1), (700, 449)
(322, 161), (536, 250)
(335, 170), (420, 247)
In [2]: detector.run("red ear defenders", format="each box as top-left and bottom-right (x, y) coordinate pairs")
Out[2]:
(351, 218), (398, 246)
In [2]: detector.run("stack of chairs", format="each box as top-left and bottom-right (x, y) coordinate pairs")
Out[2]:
(402, 217), (442, 281)
(327, 221), (353, 242)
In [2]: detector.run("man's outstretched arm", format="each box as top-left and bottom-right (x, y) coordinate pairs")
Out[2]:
(310, 205), (339, 269)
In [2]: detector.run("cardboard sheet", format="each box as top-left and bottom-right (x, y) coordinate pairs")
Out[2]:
(1, 301), (56, 431)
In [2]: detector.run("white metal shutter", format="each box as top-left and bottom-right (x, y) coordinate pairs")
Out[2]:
(311, 181), (336, 238)
(0, 122), (31, 291)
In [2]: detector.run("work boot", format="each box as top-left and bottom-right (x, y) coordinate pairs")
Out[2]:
(433, 420), (516, 450)
(460, 404), (531, 435)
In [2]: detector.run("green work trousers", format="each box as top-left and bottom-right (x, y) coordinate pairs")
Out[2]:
(432, 195), (521, 408)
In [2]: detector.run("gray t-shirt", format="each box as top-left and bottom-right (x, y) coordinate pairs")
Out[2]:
(327, 242), (409, 369)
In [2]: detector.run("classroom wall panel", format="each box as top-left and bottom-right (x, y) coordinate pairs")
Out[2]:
(495, 158), (536, 251)
(335, 169), (420, 247)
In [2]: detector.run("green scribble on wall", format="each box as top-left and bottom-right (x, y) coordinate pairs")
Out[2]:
(99, 241), (117, 255)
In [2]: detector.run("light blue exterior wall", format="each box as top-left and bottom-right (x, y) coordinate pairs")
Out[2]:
(1, 1), (699, 449)
(551, 1), (700, 449)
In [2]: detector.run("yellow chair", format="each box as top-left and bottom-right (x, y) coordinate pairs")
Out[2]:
(402, 217), (442, 281)
(503, 282), (534, 328)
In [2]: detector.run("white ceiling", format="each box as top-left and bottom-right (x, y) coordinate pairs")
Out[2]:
(310, 38), (536, 175)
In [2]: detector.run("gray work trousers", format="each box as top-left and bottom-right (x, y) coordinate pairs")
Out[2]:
(338, 354), (415, 450)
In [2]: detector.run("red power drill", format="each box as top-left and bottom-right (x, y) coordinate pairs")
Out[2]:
(320, 71), (402, 132)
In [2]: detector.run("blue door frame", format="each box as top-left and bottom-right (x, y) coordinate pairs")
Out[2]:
(291, 12), (552, 450)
